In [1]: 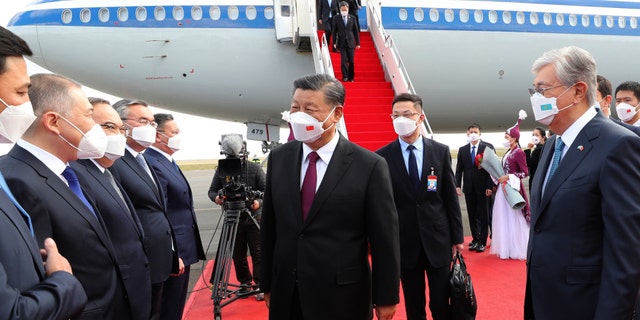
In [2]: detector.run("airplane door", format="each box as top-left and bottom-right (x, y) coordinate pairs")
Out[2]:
(274, 0), (294, 42)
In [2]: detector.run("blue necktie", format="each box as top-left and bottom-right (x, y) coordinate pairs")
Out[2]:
(547, 137), (565, 181)
(0, 172), (34, 236)
(407, 145), (420, 191)
(471, 145), (476, 165)
(62, 166), (96, 218)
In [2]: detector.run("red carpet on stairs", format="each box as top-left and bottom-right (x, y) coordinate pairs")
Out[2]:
(181, 236), (526, 319)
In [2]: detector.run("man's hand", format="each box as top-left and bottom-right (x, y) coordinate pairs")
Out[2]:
(356, 45), (361, 49)
(452, 243), (464, 256)
(171, 258), (185, 277)
(319, 19), (323, 24)
(41, 238), (73, 276)
(251, 200), (260, 210)
(264, 292), (271, 308)
(456, 187), (462, 196)
(214, 195), (223, 205)
(375, 304), (396, 320)
(485, 189), (493, 197)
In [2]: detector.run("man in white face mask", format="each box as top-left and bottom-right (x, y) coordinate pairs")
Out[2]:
(526, 46), (640, 319)
(70, 97), (152, 320)
(0, 73), (135, 318)
(377, 93), (464, 320)
(146, 113), (205, 320)
(614, 80), (640, 126)
(261, 74), (400, 320)
(0, 26), (87, 320)
(110, 99), (180, 320)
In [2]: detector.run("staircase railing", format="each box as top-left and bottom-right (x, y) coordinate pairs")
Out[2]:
(365, 0), (434, 138)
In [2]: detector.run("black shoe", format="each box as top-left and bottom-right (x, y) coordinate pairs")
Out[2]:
(342, 78), (349, 82)
(468, 242), (478, 251)
(475, 244), (486, 252)
(237, 284), (251, 297)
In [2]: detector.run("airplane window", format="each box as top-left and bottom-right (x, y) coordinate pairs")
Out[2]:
(399, 9), (408, 21)
(415, 8), (425, 22)
(474, 10), (483, 23)
(543, 12), (551, 26)
(173, 6), (184, 21)
(631, 17), (637, 29)
(192, 6), (203, 21)
(530, 12), (538, 25)
(444, 9), (454, 22)
(606, 16), (614, 28)
(556, 13), (564, 26)
(594, 15), (602, 28)
(155, 7), (166, 21)
(136, 7), (147, 22)
(80, 8), (91, 23)
(62, 9), (72, 24)
(210, 6), (221, 20)
(488, 10), (497, 24)
(429, 8), (439, 22)
(619, 16), (626, 28)
(264, 7), (274, 20)
(460, 9), (469, 23)
(246, 6), (257, 20)
(117, 7), (129, 22)
(502, 11), (512, 24)
(228, 6), (239, 20)
(281, 5), (290, 17)
(99, 8), (110, 22)
(582, 15), (589, 27)
(516, 11), (525, 24)
(569, 14), (577, 26)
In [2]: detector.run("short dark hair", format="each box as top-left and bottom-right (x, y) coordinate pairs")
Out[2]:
(615, 81), (640, 100)
(154, 113), (174, 128)
(88, 97), (110, 106)
(339, 1), (349, 8)
(533, 127), (546, 141)
(293, 74), (345, 107)
(0, 26), (33, 75)
(596, 75), (612, 98)
(392, 93), (423, 112)
(467, 123), (481, 131)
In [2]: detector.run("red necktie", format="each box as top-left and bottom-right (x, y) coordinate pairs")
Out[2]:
(301, 152), (320, 220)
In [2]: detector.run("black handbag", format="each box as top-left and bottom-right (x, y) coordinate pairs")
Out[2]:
(449, 250), (477, 320)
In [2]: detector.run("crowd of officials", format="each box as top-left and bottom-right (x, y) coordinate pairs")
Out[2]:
(4, 18), (640, 320)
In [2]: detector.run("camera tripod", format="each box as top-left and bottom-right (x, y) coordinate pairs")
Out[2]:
(210, 199), (261, 320)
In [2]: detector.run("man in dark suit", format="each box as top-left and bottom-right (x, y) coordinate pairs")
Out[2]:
(0, 73), (130, 319)
(377, 93), (464, 320)
(0, 26), (86, 320)
(110, 99), (180, 320)
(261, 74), (400, 320)
(614, 80), (640, 126)
(70, 98), (152, 320)
(332, 1), (360, 82)
(525, 46), (640, 319)
(145, 113), (205, 320)
(596, 75), (612, 118)
(318, 0), (338, 50)
(346, 0), (361, 32)
(455, 124), (495, 253)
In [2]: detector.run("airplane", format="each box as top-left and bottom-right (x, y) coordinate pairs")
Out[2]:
(7, 0), (640, 148)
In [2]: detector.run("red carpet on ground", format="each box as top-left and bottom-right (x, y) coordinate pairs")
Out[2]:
(182, 236), (526, 319)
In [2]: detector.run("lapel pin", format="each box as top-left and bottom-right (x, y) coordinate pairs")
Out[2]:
(577, 145), (584, 151)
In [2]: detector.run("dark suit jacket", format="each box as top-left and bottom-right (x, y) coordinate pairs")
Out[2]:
(0, 145), (128, 319)
(332, 14), (360, 49)
(524, 146), (543, 184)
(455, 141), (495, 194)
(261, 136), (400, 320)
(378, 137), (464, 269)
(526, 113), (640, 319)
(71, 159), (151, 320)
(144, 148), (205, 266)
(318, 0), (338, 25)
(109, 150), (178, 284)
(0, 183), (86, 320)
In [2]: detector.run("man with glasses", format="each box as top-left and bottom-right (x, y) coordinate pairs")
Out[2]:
(145, 113), (205, 320)
(70, 97), (152, 320)
(377, 93), (464, 320)
(525, 46), (640, 319)
(110, 99), (179, 320)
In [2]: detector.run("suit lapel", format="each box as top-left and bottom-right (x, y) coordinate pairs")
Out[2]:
(420, 138), (438, 197)
(285, 142), (304, 226)
(123, 150), (162, 202)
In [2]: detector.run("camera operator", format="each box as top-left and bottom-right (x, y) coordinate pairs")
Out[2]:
(208, 134), (266, 301)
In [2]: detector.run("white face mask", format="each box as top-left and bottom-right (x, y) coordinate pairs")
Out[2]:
(129, 124), (157, 148)
(529, 86), (575, 126)
(289, 108), (336, 143)
(467, 133), (479, 143)
(0, 98), (36, 143)
(58, 116), (108, 159)
(615, 102), (639, 122)
(104, 134), (127, 160)
(341, 11), (348, 17)
(531, 136), (541, 145)
(160, 132), (182, 152)
(502, 139), (512, 148)
(393, 117), (418, 137)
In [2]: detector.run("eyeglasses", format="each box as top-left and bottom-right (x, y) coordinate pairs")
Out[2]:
(100, 122), (127, 134)
(157, 129), (180, 135)
(122, 118), (158, 128)
(390, 112), (420, 120)
(528, 84), (564, 97)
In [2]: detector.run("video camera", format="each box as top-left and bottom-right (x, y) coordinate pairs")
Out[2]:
(216, 158), (263, 212)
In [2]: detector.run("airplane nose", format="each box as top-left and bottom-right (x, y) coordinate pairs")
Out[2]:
(7, 8), (46, 67)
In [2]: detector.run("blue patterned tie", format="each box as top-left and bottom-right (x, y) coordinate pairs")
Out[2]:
(471, 145), (476, 165)
(62, 166), (96, 218)
(0, 172), (34, 236)
(407, 145), (420, 191)
(547, 137), (565, 181)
